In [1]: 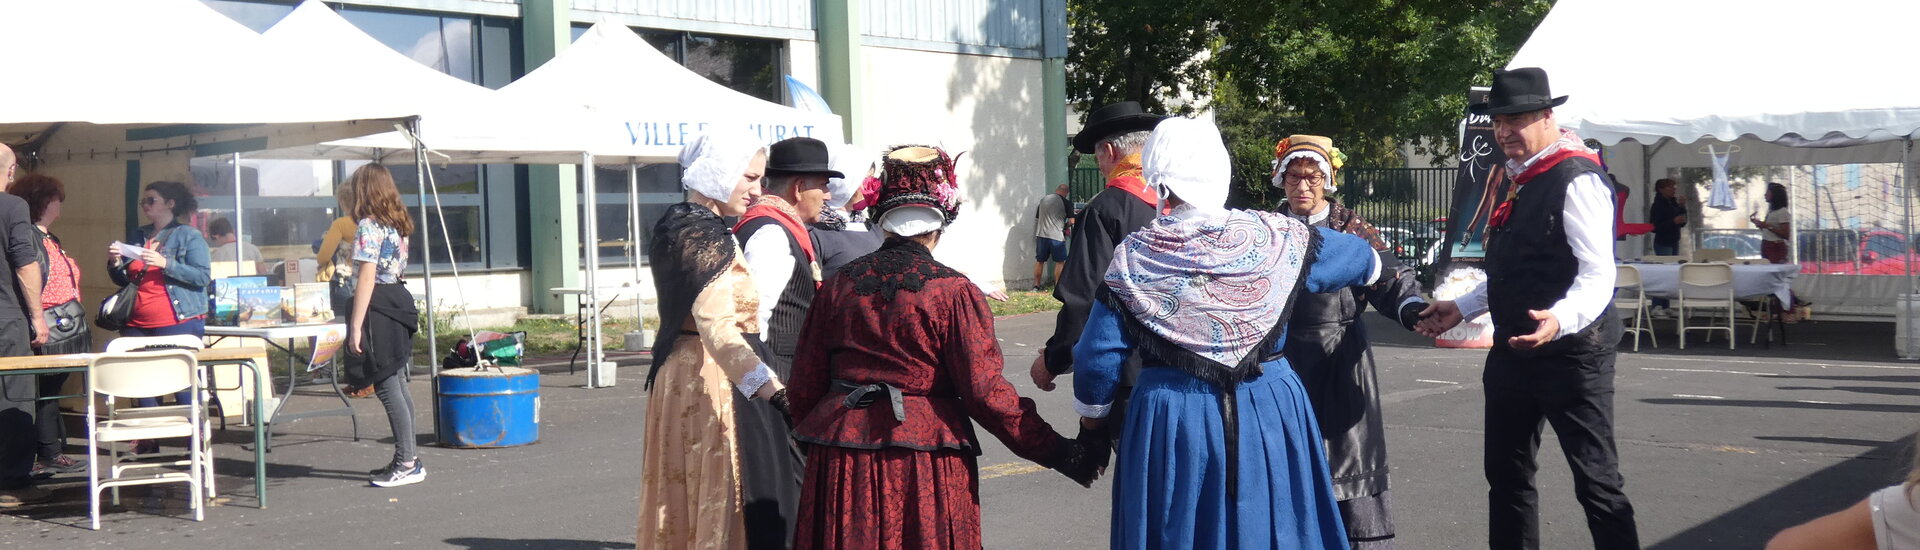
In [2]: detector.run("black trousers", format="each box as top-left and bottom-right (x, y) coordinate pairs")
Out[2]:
(0, 319), (37, 488)
(1483, 340), (1639, 550)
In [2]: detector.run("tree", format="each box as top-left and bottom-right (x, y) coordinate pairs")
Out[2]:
(1064, 0), (1215, 115)
(1067, 0), (1553, 210)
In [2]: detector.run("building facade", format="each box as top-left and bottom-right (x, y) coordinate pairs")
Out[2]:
(76, 0), (1066, 319)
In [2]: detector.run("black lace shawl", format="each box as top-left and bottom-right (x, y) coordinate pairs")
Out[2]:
(646, 202), (739, 389)
(839, 237), (964, 300)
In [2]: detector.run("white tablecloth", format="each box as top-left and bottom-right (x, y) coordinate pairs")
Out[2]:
(1623, 263), (1797, 305)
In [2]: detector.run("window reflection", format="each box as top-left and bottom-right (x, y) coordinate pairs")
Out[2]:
(339, 7), (476, 81)
(200, 0), (294, 33)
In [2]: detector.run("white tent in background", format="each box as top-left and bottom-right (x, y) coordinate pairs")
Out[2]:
(0, 0), (412, 162)
(1506, 0), (1920, 324)
(495, 22), (846, 162)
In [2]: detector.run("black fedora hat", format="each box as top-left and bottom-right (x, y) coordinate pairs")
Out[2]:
(1072, 101), (1167, 154)
(765, 137), (845, 178)
(1471, 67), (1568, 116)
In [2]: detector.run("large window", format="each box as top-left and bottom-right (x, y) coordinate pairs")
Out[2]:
(198, 2), (523, 272)
(583, 164), (683, 265)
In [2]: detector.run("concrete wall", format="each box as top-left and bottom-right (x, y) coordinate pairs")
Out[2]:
(857, 46), (1046, 288)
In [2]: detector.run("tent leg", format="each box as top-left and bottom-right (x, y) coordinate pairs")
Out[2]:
(409, 118), (439, 445)
(627, 162), (641, 326)
(232, 153), (245, 276)
(583, 153), (609, 388)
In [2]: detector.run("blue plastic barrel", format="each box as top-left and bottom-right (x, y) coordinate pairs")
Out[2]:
(437, 366), (539, 448)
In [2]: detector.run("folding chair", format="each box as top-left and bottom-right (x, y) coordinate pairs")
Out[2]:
(1614, 265), (1656, 351)
(86, 349), (208, 529)
(1692, 248), (1737, 263)
(1677, 263), (1738, 350)
(101, 336), (216, 499)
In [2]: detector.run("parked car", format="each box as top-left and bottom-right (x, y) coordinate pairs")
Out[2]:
(1695, 229), (1764, 259)
(1798, 229), (1920, 275)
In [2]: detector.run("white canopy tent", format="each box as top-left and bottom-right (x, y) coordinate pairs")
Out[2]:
(1506, 0), (1920, 320)
(0, 0), (413, 160)
(256, 15), (847, 384)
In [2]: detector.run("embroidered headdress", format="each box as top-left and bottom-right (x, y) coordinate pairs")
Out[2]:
(1270, 135), (1345, 191)
(870, 145), (962, 237)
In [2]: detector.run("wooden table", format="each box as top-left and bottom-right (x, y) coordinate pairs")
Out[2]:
(0, 347), (274, 507)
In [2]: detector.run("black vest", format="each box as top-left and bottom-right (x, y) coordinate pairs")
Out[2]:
(1484, 156), (1612, 347)
(736, 217), (818, 373)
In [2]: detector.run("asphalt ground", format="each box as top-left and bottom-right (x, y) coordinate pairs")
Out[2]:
(1, 315), (1915, 549)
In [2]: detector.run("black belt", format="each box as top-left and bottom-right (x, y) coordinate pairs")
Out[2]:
(832, 379), (905, 422)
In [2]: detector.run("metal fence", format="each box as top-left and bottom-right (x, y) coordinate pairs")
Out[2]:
(1069, 166), (1104, 202)
(1339, 168), (1459, 283)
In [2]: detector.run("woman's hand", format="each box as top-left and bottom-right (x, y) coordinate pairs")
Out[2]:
(139, 248), (167, 269)
(348, 327), (363, 354)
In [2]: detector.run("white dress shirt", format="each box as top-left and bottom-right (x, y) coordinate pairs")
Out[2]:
(741, 225), (798, 342)
(1453, 145), (1616, 340)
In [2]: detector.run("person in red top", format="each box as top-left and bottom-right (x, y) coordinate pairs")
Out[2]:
(105, 181), (211, 454)
(787, 145), (1106, 549)
(9, 174), (87, 477)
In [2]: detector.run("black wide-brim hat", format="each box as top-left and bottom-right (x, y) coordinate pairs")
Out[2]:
(1470, 67), (1569, 116)
(765, 136), (845, 178)
(1072, 101), (1167, 154)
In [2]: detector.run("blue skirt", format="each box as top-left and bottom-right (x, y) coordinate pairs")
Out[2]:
(1111, 364), (1350, 549)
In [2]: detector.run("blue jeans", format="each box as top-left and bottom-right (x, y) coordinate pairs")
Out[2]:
(122, 318), (206, 406)
(1650, 244), (1677, 308)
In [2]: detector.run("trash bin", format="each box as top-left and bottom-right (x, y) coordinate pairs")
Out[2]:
(437, 366), (539, 448)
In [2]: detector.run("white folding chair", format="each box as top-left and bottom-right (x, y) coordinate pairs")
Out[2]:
(1614, 265), (1656, 351)
(100, 336), (215, 501)
(1692, 248), (1737, 263)
(86, 349), (208, 529)
(1677, 263), (1737, 350)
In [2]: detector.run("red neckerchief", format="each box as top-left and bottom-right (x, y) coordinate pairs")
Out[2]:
(734, 197), (819, 264)
(1106, 174), (1160, 209)
(1487, 146), (1602, 228)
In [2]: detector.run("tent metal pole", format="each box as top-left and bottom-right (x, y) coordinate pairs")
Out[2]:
(583, 153), (607, 387)
(627, 161), (641, 325)
(410, 118), (439, 444)
(1905, 137), (1914, 291)
(232, 153), (243, 275)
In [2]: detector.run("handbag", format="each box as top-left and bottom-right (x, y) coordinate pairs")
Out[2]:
(43, 299), (86, 347)
(95, 270), (141, 331)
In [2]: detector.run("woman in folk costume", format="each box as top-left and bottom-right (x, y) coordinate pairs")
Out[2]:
(788, 145), (1107, 549)
(1273, 136), (1429, 549)
(639, 130), (791, 549)
(1072, 116), (1384, 549)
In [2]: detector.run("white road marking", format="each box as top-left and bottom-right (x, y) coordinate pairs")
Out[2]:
(1795, 399), (1844, 405)
(1415, 379), (1460, 385)
(1642, 367), (1772, 376)
(1652, 356), (1920, 370)
(1671, 394), (1725, 399)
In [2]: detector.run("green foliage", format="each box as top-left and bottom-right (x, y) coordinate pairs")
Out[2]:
(1068, 0), (1554, 209)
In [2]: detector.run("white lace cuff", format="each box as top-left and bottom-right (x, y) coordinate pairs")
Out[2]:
(1074, 398), (1112, 419)
(736, 363), (776, 398)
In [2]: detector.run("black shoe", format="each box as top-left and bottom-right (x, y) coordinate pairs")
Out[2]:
(370, 458), (425, 488)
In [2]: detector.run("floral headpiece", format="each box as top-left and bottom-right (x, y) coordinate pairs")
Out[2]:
(1270, 135), (1345, 191)
(869, 145), (963, 227)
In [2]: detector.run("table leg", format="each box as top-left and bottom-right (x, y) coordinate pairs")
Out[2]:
(250, 359), (267, 508)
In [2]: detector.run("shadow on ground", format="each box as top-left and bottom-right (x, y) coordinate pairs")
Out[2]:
(1647, 434), (1913, 549)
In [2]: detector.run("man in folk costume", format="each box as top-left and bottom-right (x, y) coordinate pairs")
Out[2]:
(1032, 102), (1164, 405)
(1418, 67), (1639, 550)
(1274, 135), (1429, 549)
(733, 136), (839, 548)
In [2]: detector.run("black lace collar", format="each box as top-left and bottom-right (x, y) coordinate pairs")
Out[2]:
(840, 238), (963, 300)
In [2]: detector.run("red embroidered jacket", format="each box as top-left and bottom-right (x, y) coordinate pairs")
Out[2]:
(788, 239), (1068, 462)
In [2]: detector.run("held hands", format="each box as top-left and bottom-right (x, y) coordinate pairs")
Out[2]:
(1414, 301), (1463, 337)
(1052, 418), (1111, 487)
(1029, 356), (1058, 392)
(1508, 309), (1560, 350)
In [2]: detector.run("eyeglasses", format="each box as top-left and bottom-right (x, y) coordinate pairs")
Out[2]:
(142, 197), (163, 206)
(1281, 172), (1328, 187)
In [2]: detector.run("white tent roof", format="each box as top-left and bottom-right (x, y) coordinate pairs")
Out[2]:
(251, 0), (597, 163)
(0, 0), (411, 163)
(492, 22), (845, 162)
(1506, 0), (1920, 146)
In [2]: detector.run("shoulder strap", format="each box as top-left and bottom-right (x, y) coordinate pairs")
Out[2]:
(30, 225), (46, 288)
